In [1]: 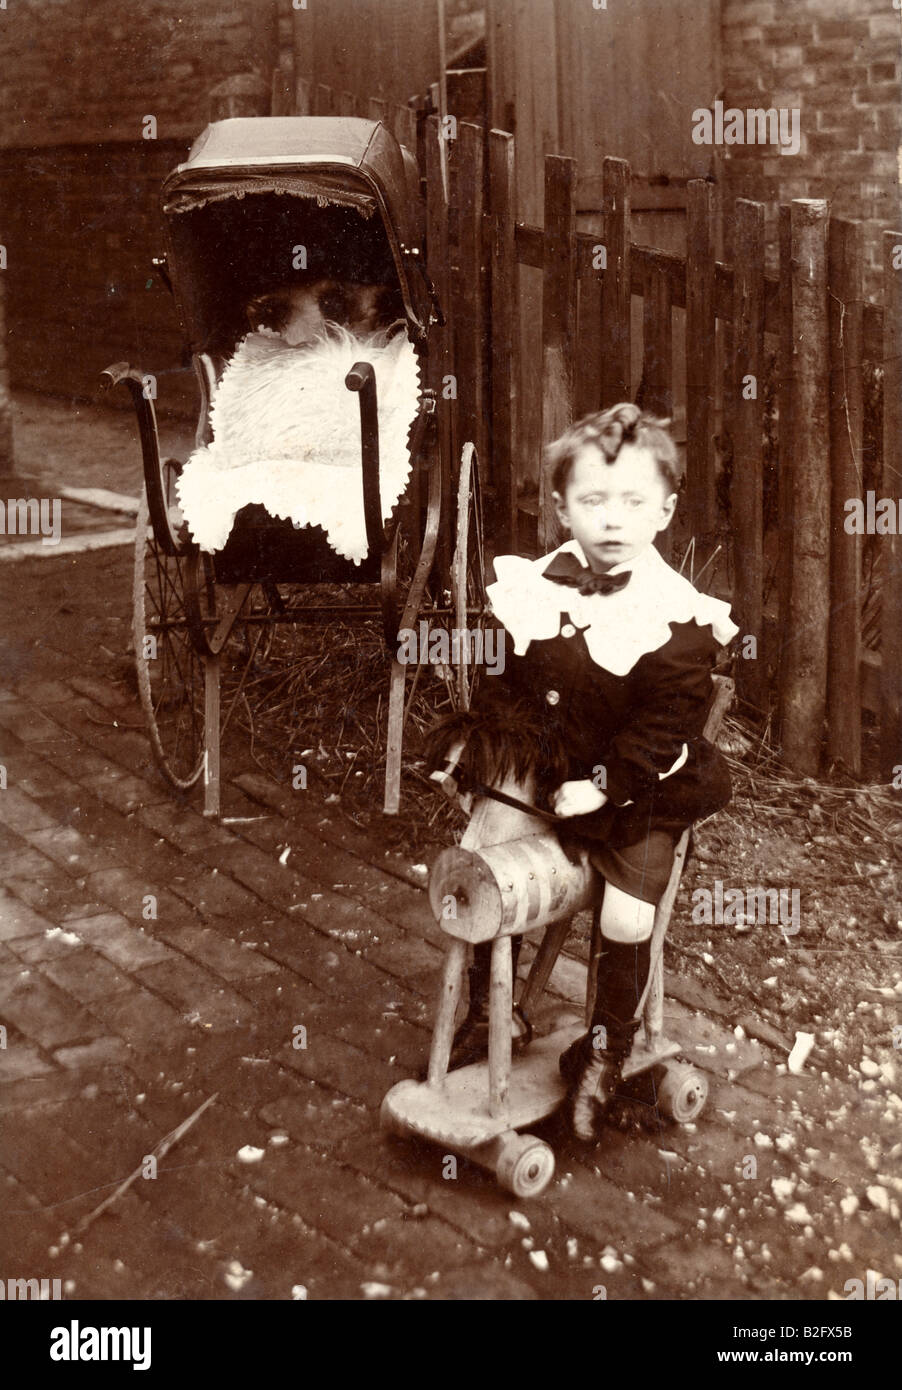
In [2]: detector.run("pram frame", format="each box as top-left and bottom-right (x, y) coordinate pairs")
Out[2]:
(104, 116), (484, 818)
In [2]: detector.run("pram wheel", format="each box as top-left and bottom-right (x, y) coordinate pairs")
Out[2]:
(656, 1060), (708, 1123)
(133, 480), (207, 789)
(494, 1132), (555, 1199)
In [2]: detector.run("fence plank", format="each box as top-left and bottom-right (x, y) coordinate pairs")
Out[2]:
(827, 217), (864, 773)
(640, 265), (673, 562)
(731, 199), (766, 712)
(489, 129), (518, 550)
(641, 265), (672, 416)
(600, 158), (631, 407)
(776, 205), (794, 707)
(337, 89), (358, 117)
(779, 200), (831, 774)
(368, 97), (388, 127)
(881, 229), (902, 777)
(295, 77), (312, 117)
(425, 114), (453, 583)
(315, 84), (334, 117)
(686, 180), (716, 541)
(540, 155), (578, 549)
(455, 123), (488, 522)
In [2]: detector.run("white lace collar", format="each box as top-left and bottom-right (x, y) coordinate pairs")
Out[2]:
(486, 539), (738, 676)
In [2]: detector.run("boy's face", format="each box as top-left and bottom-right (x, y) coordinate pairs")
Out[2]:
(553, 442), (677, 572)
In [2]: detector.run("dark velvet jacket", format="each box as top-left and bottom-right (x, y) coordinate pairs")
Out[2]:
(475, 600), (733, 844)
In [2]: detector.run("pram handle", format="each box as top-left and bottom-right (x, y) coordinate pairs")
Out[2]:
(345, 360), (384, 559)
(100, 361), (179, 557)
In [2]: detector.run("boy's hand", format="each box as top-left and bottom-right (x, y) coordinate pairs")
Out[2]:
(550, 779), (608, 818)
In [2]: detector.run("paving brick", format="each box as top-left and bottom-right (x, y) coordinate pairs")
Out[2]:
(0, 702), (63, 743)
(68, 673), (131, 709)
(245, 1142), (408, 1246)
(259, 1085), (372, 1148)
(54, 1036), (133, 1070)
(0, 785), (58, 832)
(84, 1190), (222, 1300)
(352, 1213), (481, 1276)
(136, 800), (235, 852)
(152, 921), (280, 982)
(0, 889), (55, 940)
(0, 1037), (55, 1081)
(66, 911), (175, 971)
(0, 1068), (103, 1113)
(81, 868), (199, 927)
(135, 957), (258, 1031)
(550, 1162), (685, 1249)
(85, 983), (189, 1048)
(1, 1108), (118, 1207)
(0, 969), (100, 1049)
(11, 678), (73, 704)
(331, 1010), (431, 1073)
(337, 1129), (517, 1250)
(41, 947), (136, 1004)
(6, 927), (86, 963)
(80, 771), (170, 814)
(4, 862), (109, 924)
(281, 1031), (406, 1106)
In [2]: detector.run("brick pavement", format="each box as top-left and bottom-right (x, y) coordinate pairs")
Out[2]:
(0, 541), (899, 1303)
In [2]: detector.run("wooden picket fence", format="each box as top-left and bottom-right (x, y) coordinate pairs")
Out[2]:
(295, 81), (902, 783)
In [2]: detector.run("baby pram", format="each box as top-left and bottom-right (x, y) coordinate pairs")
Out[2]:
(103, 117), (484, 815)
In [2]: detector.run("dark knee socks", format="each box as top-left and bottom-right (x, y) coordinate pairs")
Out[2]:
(591, 936), (652, 1052)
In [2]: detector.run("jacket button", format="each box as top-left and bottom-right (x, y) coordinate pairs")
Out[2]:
(545, 689), (560, 706)
(560, 623), (576, 638)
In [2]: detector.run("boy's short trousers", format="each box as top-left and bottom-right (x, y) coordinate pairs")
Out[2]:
(558, 738), (732, 904)
(588, 820), (677, 905)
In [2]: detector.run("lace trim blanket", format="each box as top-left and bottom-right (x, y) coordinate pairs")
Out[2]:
(175, 327), (421, 563)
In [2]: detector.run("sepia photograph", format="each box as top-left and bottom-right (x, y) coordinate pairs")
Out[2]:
(0, 0), (900, 1354)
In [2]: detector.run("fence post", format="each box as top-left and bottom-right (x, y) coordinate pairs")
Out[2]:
(776, 205), (794, 708)
(881, 229), (902, 779)
(425, 114), (453, 583)
(455, 123), (487, 501)
(686, 180), (716, 543)
(641, 264), (673, 562)
(489, 129), (518, 550)
(827, 217), (864, 774)
(600, 157), (631, 408)
(731, 198), (766, 713)
(0, 270), (12, 471)
(539, 155), (578, 550)
(296, 77), (312, 116)
(779, 200), (831, 775)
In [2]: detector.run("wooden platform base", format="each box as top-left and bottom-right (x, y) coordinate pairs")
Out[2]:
(383, 1022), (685, 1148)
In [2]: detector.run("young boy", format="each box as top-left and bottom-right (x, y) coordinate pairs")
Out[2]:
(429, 403), (738, 1144)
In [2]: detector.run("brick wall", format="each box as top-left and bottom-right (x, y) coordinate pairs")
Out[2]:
(0, 0), (281, 415)
(720, 0), (902, 301)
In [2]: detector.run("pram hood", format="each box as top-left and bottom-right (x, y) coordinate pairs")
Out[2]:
(160, 117), (430, 353)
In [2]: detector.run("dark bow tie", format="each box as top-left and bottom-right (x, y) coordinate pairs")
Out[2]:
(542, 551), (632, 596)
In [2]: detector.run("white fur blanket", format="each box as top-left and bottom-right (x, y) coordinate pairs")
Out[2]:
(175, 327), (421, 563)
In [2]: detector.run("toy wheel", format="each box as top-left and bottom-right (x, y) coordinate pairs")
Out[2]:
(495, 1133), (555, 1199)
(133, 481), (206, 789)
(657, 1061), (709, 1123)
(450, 442), (488, 710)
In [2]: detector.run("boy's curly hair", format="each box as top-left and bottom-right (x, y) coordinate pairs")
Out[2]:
(546, 402), (682, 496)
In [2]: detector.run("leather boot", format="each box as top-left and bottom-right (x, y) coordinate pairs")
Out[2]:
(561, 936), (651, 1142)
(448, 938), (531, 1070)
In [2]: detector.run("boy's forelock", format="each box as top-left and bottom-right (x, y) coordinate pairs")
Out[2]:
(547, 403), (681, 495)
